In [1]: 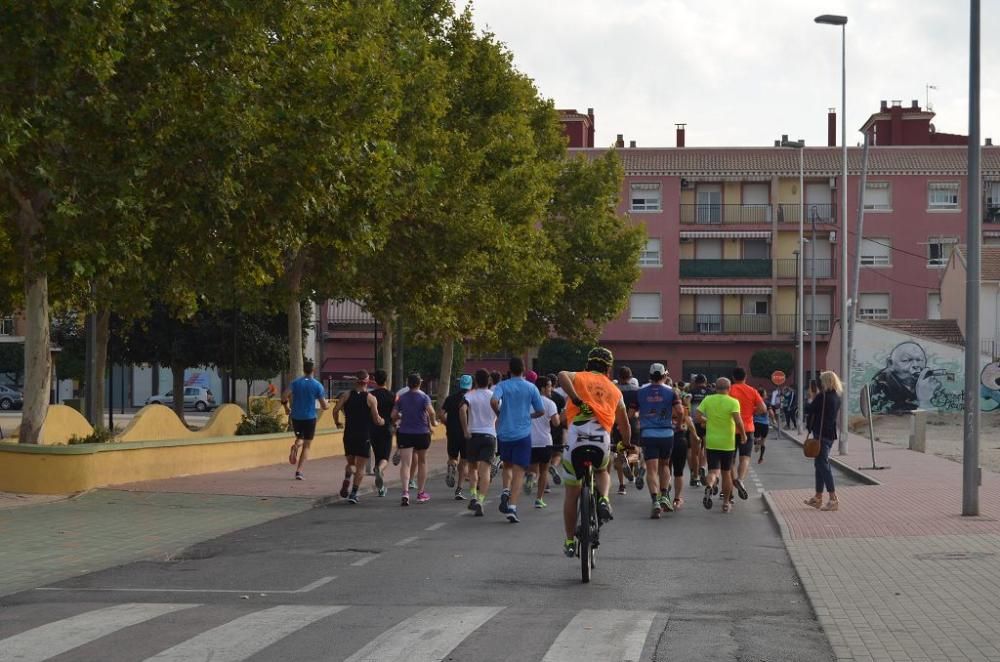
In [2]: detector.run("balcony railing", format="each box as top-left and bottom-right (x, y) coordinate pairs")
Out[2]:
(777, 203), (837, 225)
(679, 259), (772, 278)
(983, 338), (999, 359)
(776, 314), (833, 335)
(775, 258), (834, 279)
(679, 314), (771, 334)
(679, 204), (772, 225)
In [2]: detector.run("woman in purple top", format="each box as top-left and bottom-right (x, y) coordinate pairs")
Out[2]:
(392, 373), (438, 506)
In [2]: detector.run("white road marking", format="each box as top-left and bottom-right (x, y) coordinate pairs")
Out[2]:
(351, 554), (380, 567)
(35, 576), (336, 595)
(293, 576), (337, 593)
(424, 522), (446, 531)
(395, 536), (419, 546)
(541, 609), (656, 662)
(0, 603), (197, 662)
(343, 606), (503, 662)
(143, 605), (343, 662)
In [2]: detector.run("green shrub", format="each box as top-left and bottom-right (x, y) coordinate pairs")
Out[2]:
(67, 426), (118, 445)
(749, 349), (795, 380)
(235, 399), (286, 435)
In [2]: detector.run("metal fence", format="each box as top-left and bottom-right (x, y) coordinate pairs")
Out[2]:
(679, 259), (771, 278)
(678, 314), (772, 334)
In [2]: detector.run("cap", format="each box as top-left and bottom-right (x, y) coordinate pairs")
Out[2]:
(459, 374), (473, 390)
(524, 370), (538, 383)
(649, 362), (666, 376)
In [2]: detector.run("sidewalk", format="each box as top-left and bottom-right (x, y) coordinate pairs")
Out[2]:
(0, 440), (450, 598)
(766, 429), (1000, 662)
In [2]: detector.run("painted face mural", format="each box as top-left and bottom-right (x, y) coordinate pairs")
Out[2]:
(867, 341), (962, 413)
(981, 362), (1000, 413)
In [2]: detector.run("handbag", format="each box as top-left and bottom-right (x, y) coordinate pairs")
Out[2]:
(803, 393), (826, 459)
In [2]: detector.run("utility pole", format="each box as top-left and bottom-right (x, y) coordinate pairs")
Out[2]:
(848, 132), (871, 394)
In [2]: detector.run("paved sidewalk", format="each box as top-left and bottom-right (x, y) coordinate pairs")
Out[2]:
(767, 429), (1000, 662)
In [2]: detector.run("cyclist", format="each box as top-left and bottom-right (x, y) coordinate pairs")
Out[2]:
(557, 347), (633, 557)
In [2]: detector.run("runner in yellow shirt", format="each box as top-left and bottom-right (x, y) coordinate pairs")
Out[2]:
(694, 378), (747, 513)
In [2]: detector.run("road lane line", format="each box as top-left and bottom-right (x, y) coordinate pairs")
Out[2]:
(293, 576), (337, 593)
(343, 606), (503, 662)
(0, 603), (198, 662)
(541, 609), (656, 662)
(143, 605), (344, 662)
(424, 522), (446, 531)
(351, 554), (380, 567)
(395, 536), (419, 546)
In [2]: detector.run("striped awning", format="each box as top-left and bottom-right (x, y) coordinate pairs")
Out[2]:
(985, 231), (1000, 238)
(680, 286), (772, 295)
(679, 231), (771, 239)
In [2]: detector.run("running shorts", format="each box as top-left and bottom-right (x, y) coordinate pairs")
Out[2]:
(530, 446), (553, 465)
(707, 449), (735, 472)
(753, 423), (769, 440)
(371, 427), (392, 463)
(498, 435), (532, 469)
(467, 434), (497, 463)
(397, 432), (431, 451)
(292, 418), (317, 442)
(640, 433), (674, 461)
(693, 424), (706, 446)
(344, 434), (371, 458)
(671, 435), (689, 477)
(736, 434), (753, 458)
(447, 431), (467, 460)
(561, 419), (612, 487)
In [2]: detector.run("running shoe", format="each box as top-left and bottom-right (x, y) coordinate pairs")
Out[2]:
(651, 503), (662, 519)
(288, 444), (298, 465)
(468, 497), (478, 511)
(623, 461), (634, 481)
(734, 479), (749, 500)
(698, 466), (708, 486)
(634, 465), (645, 491)
(295, 471), (304, 481)
(473, 500), (484, 517)
(401, 492), (410, 507)
(689, 476), (700, 488)
(548, 465), (562, 485)
(506, 508), (520, 523)
(377, 486), (387, 497)
(392, 449), (401, 466)
(534, 498), (547, 509)
(563, 538), (577, 557)
(339, 478), (350, 498)
(524, 474), (535, 494)
(416, 491), (430, 503)
(712, 483), (719, 496)
(499, 490), (511, 514)
(597, 496), (614, 523)
(445, 463), (457, 488)
(617, 486), (627, 496)
(454, 488), (466, 501)
(374, 466), (384, 491)
(347, 492), (359, 504)
(408, 479), (417, 490)
(544, 487), (552, 494)
(702, 485), (713, 510)
(659, 494), (674, 513)
(722, 501), (732, 513)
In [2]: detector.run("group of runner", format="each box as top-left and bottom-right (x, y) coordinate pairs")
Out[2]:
(283, 348), (776, 556)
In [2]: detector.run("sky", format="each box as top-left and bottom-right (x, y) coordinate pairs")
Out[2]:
(469, 0), (999, 148)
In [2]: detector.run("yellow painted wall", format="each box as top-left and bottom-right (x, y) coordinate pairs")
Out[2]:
(679, 295), (695, 315)
(680, 189), (695, 205)
(680, 241), (694, 259)
(777, 178), (799, 205)
(38, 405), (94, 445)
(724, 182), (741, 204)
(723, 239), (741, 259)
(723, 294), (741, 315)
(776, 286), (797, 315)
(774, 231), (801, 259)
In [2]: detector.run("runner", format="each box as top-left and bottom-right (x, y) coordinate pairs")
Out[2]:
(546, 373), (566, 490)
(612, 367), (640, 496)
(391, 373), (437, 506)
(695, 377), (747, 513)
(490, 358), (545, 523)
(440, 374), (473, 500)
(529, 375), (560, 508)
(369, 370), (395, 497)
(687, 374), (711, 487)
(753, 387), (770, 464)
(331, 370), (385, 503)
(768, 386), (783, 427)
(282, 360), (329, 481)
(636, 363), (684, 519)
(729, 367), (767, 504)
(558, 347), (632, 557)
(460, 369), (497, 516)
(671, 391), (701, 510)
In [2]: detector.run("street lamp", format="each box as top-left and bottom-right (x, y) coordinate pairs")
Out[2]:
(780, 136), (805, 431)
(815, 13), (849, 454)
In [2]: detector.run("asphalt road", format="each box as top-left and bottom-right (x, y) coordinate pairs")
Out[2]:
(0, 432), (859, 661)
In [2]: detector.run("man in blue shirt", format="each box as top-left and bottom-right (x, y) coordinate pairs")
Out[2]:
(637, 363), (685, 519)
(282, 360), (329, 480)
(490, 357), (545, 523)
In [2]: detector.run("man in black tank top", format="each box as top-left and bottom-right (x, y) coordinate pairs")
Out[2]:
(332, 370), (385, 503)
(369, 370), (396, 497)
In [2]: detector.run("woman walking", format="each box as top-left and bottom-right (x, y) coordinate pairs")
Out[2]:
(804, 371), (842, 512)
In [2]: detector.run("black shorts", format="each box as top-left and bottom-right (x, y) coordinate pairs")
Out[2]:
(693, 425), (706, 446)
(292, 418), (317, 442)
(466, 434), (497, 463)
(671, 437), (689, 477)
(371, 427), (392, 462)
(707, 449), (735, 472)
(737, 435), (753, 457)
(447, 432), (467, 460)
(754, 423), (769, 440)
(397, 432), (431, 451)
(344, 434), (371, 458)
(550, 443), (566, 454)
(530, 446), (553, 465)
(640, 434), (674, 461)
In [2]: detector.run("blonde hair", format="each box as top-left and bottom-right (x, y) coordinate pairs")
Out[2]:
(820, 370), (843, 394)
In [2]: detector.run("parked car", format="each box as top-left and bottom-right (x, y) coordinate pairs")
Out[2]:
(146, 387), (216, 412)
(0, 385), (23, 411)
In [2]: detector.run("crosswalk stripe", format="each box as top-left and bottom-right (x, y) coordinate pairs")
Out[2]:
(343, 606), (503, 662)
(541, 609), (656, 662)
(142, 605), (344, 662)
(0, 603), (197, 662)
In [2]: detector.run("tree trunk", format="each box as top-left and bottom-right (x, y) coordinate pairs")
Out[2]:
(380, 315), (394, 390)
(93, 309), (110, 427)
(19, 271), (50, 444)
(171, 363), (186, 426)
(285, 252), (306, 381)
(436, 338), (455, 407)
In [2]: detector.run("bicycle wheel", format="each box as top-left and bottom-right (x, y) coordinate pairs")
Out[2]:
(579, 474), (592, 583)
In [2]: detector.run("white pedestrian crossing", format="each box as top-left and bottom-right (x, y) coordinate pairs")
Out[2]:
(0, 603), (197, 662)
(541, 609), (656, 662)
(143, 605), (344, 662)
(343, 606), (504, 662)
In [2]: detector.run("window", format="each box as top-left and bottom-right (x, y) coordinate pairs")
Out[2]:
(927, 236), (957, 268)
(863, 182), (891, 210)
(928, 182), (960, 209)
(742, 296), (769, 316)
(639, 238), (661, 267)
(630, 183), (661, 212)
(0, 317), (13, 336)
(927, 292), (941, 320)
(857, 293), (890, 320)
(860, 237), (892, 266)
(629, 293), (661, 321)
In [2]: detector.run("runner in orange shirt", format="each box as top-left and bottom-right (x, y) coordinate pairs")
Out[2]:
(727, 366), (766, 505)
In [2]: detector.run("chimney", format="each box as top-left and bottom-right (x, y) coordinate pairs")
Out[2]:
(587, 108), (595, 148)
(827, 108), (836, 146)
(911, 99), (919, 110)
(676, 123), (686, 148)
(629, 140), (637, 148)
(880, 99), (888, 111)
(615, 134), (625, 148)
(988, 138), (994, 146)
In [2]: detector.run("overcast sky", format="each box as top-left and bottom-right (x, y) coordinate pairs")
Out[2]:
(469, 0), (999, 148)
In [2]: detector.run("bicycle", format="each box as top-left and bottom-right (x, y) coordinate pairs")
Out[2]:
(572, 445), (605, 583)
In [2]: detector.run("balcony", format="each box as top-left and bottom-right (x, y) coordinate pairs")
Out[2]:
(985, 204), (1000, 224)
(776, 314), (833, 335)
(679, 314), (771, 335)
(775, 258), (834, 279)
(679, 204), (771, 225)
(679, 259), (771, 278)
(777, 203), (837, 225)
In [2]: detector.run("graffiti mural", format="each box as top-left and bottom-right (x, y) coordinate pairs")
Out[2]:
(866, 341), (962, 413)
(981, 361), (1000, 412)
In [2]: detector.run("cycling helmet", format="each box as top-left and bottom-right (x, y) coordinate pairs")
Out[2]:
(587, 346), (614, 368)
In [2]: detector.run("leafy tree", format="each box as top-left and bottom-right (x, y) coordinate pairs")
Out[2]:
(750, 349), (795, 380)
(535, 339), (592, 376)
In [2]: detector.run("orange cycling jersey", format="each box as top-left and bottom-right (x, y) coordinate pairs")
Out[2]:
(565, 371), (623, 432)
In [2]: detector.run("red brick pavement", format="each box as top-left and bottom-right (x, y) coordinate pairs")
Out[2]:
(769, 431), (1000, 540)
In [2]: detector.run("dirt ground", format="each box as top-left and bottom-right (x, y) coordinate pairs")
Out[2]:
(861, 411), (1000, 473)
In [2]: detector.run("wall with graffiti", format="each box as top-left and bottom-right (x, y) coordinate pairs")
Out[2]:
(849, 321), (993, 414)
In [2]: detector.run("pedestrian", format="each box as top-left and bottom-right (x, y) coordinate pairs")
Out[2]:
(546, 373), (566, 491)
(687, 374), (711, 487)
(768, 387), (782, 426)
(491, 357), (546, 523)
(391, 373), (437, 506)
(440, 374), (473, 500)
(672, 391), (701, 509)
(369, 370), (395, 497)
(282, 359), (329, 481)
(529, 375), (560, 509)
(460, 369), (497, 516)
(782, 385), (798, 429)
(753, 387), (770, 463)
(613, 366), (640, 496)
(331, 370), (385, 503)
(636, 363), (684, 518)
(728, 367), (766, 506)
(804, 370), (842, 512)
(695, 377), (747, 513)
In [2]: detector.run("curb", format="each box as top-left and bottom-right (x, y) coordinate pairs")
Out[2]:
(778, 428), (882, 486)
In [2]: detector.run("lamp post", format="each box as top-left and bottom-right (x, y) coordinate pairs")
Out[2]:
(815, 13), (849, 454)
(781, 136), (806, 430)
